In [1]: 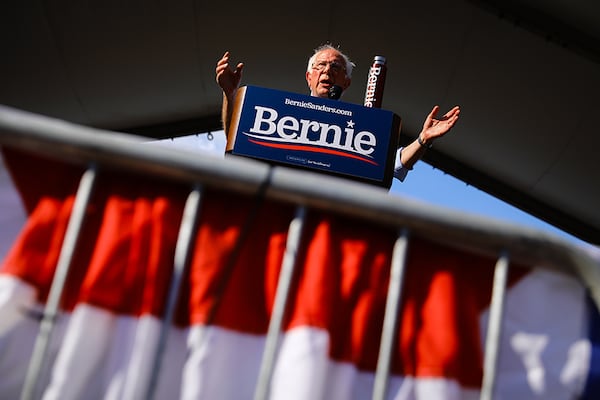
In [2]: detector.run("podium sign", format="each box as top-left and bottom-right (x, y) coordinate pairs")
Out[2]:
(229, 86), (401, 188)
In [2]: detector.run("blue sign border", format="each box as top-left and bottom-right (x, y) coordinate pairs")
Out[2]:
(230, 86), (401, 188)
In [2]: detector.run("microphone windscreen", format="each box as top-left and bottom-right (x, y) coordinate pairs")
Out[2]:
(328, 85), (342, 100)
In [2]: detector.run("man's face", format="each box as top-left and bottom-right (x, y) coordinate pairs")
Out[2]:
(306, 49), (351, 98)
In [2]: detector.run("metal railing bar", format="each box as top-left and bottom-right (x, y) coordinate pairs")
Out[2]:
(372, 228), (410, 400)
(254, 205), (307, 400)
(145, 185), (203, 400)
(1, 105), (599, 311)
(0, 105), (269, 194)
(480, 250), (510, 400)
(19, 164), (98, 400)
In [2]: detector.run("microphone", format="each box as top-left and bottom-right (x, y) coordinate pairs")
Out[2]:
(328, 85), (343, 100)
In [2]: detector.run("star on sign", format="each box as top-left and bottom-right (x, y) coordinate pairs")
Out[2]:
(346, 120), (355, 129)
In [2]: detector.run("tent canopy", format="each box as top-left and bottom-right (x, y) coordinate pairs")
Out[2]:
(2, 0), (600, 243)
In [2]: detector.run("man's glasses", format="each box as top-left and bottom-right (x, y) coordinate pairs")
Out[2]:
(312, 60), (345, 74)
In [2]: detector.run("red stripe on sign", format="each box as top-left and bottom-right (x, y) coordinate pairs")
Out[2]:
(247, 138), (378, 165)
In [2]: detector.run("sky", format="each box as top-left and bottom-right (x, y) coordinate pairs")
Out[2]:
(390, 161), (589, 246)
(156, 131), (591, 249)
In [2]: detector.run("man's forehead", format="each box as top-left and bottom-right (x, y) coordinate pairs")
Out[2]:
(315, 50), (343, 61)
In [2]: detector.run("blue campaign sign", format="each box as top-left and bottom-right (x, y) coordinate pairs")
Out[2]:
(230, 86), (401, 188)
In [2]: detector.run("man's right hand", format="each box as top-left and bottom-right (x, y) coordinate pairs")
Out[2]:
(215, 51), (244, 101)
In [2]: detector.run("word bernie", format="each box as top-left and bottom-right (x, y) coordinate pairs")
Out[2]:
(245, 106), (377, 157)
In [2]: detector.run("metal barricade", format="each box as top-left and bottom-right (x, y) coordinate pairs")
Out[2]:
(1, 104), (599, 400)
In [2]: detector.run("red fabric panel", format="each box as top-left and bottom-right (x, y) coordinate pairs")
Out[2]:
(1, 147), (188, 312)
(183, 192), (293, 332)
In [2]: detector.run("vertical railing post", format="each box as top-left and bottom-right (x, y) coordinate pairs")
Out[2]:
(20, 164), (98, 400)
(372, 228), (410, 400)
(145, 185), (203, 400)
(480, 250), (510, 400)
(253, 205), (307, 400)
